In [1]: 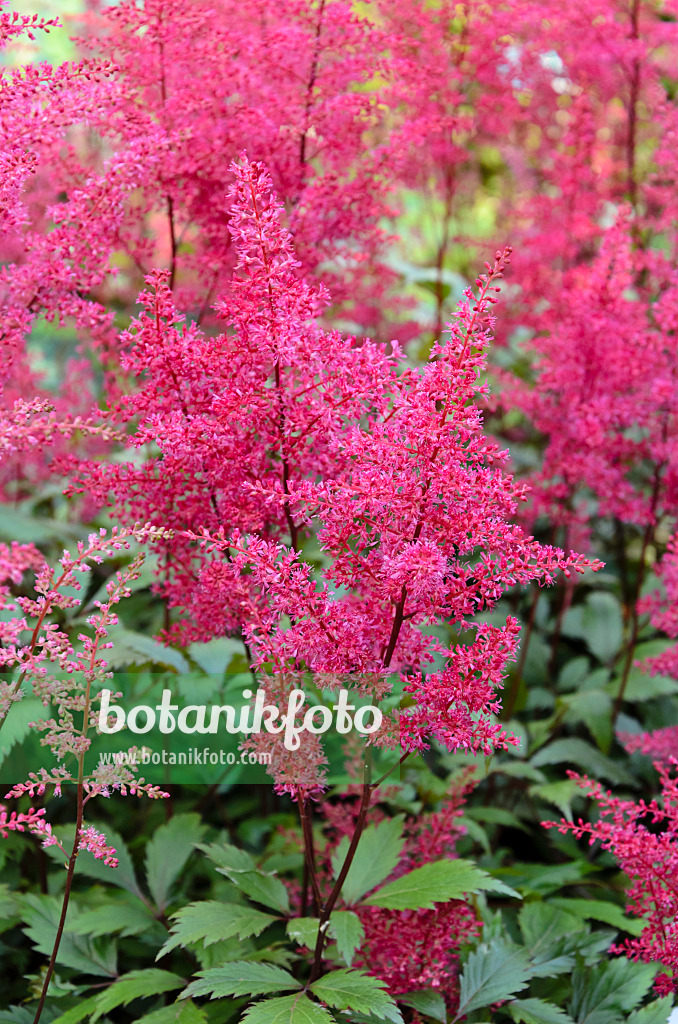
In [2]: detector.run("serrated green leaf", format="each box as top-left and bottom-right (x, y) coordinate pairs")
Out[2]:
(625, 996), (675, 1024)
(159, 901), (277, 957)
(49, 997), (100, 1024)
(104, 627), (189, 672)
(19, 894), (117, 979)
(530, 739), (632, 786)
(398, 989), (447, 1023)
(529, 780), (581, 821)
(519, 901), (586, 950)
(145, 813), (206, 912)
(241, 995), (335, 1024)
(71, 901), (155, 939)
(287, 917), (320, 949)
(217, 869), (291, 914)
(509, 998), (575, 1024)
(311, 969), (403, 1024)
(182, 962), (300, 1000)
(205, 842), (290, 914)
(91, 970), (184, 1022)
(328, 911), (364, 967)
(561, 689), (613, 751)
(507, 859), (599, 897)
(197, 842), (257, 873)
(331, 817), (405, 905)
(0, 884), (17, 935)
(549, 898), (645, 936)
(0, 697), (44, 764)
(134, 1001), (208, 1024)
(454, 940), (532, 1020)
(569, 957), (656, 1024)
(364, 859), (520, 910)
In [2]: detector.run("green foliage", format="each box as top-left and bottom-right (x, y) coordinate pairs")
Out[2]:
(241, 995), (334, 1024)
(454, 939), (532, 1019)
(326, 912), (364, 967)
(363, 858), (520, 910)
(159, 902), (277, 957)
(310, 970), (403, 1023)
(145, 814), (207, 912)
(181, 962), (300, 1000)
(397, 990), (447, 1024)
(330, 818), (405, 904)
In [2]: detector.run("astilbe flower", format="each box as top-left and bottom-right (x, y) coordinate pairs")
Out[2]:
(2, 0), (398, 371)
(546, 766), (678, 995)
(91, 156), (600, 794)
(0, 6), (120, 501)
(499, 217), (678, 538)
(0, 523), (170, 801)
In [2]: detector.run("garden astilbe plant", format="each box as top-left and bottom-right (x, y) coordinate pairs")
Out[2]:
(0, 523), (170, 1024)
(75, 158), (601, 1007)
(546, 764), (678, 996)
(93, 157), (598, 774)
(7, 1), (678, 1022)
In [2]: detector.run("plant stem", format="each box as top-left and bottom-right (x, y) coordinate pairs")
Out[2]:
(299, 795), (322, 915)
(307, 769), (372, 985)
(32, 758), (85, 1024)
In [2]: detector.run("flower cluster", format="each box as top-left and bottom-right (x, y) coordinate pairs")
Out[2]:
(546, 766), (678, 994)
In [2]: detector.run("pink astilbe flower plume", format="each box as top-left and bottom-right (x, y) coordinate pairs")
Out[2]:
(546, 765), (678, 995)
(87, 155), (601, 793)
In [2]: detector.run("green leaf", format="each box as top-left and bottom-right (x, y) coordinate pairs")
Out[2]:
(134, 1001), (208, 1024)
(182, 962), (301, 1000)
(454, 940), (532, 1020)
(287, 917), (320, 950)
(331, 817), (405, 905)
(188, 637), (246, 675)
(625, 997), (675, 1024)
(206, 842), (290, 912)
(509, 998), (575, 1024)
(561, 689), (613, 751)
(364, 859), (520, 910)
(197, 842), (257, 873)
(606, 668), (678, 703)
(398, 989), (447, 1023)
(226, 871), (291, 915)
(519, 902), (584, 946)
(0, 884), (17, 935)
(49, 998), (100, 1024)
(328, 911), (364, 967)
(70, 901), (156, 939)
(465, 806), (529, 832)
(145, 813), (207, 912)
(529, 780), (581, 821)
(507, 859), (599, 897)
(530, 739), (633, 786)
(159, 901), (277, 957)
(310, 969), (403, 1024)
(19, 894), (117, 979)
(569, 958), (656, 1024)
(104, 627), (189, 672)
(548, 898), (645, 936)
(0, 697), (44, 764)
(91, 970), (184, 1022)
(561, 593), (623, 663)
(241, 995), (335, 1024)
